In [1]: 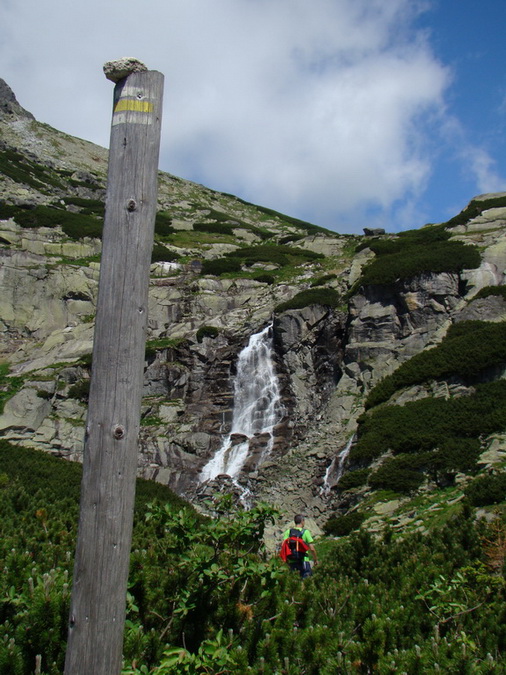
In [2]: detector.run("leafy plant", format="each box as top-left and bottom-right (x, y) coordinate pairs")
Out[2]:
(145, 337), (185, 359)
(368, 455), (426, 493)
(0, 147), (65, 191)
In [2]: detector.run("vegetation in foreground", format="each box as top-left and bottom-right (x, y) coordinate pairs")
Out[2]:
(0, 441), (505, 674)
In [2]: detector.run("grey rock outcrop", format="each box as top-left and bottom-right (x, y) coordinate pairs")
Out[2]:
(0, 78), (34, 119)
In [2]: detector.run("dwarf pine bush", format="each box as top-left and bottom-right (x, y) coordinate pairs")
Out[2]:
(0, 441), (505, 674)
(274, 288), (341, 313)
(366, 320), (506, 409)
(352, 380), (506, 489)
(353, 223), (481, 289)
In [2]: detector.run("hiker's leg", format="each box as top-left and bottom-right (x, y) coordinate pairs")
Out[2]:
(301, 561), (312, 578)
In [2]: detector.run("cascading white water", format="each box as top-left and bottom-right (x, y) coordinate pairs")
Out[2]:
(200, 324), (282, 482)
(320, 435), (354, 495)
(199, 325), (280, 481)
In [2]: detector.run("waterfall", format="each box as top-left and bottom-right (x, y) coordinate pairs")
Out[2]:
(200, 324), (283, 482)
(320, 435), (354, 495)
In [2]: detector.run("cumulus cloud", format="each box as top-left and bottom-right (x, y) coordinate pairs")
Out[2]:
(0, 0), (502, 232)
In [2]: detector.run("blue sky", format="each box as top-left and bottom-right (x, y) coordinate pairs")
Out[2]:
(413, 1), (506, 224)
(1, 0), (505, 234)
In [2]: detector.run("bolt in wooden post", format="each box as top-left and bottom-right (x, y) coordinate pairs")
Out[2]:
(64, 62), (164, 675)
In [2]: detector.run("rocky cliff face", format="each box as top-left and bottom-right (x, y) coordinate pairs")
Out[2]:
(1, 78), (505, 529)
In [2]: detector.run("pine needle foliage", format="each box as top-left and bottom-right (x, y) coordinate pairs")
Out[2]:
(0, 203), (103, 240)
(366, 320), (506, 409)
(274, 288), (341, 313)
(350, 380), (506, 496)
(443, 195), (506, 228)
(353, 224), (480, 289)
(0, 147), (66, 191)
(473, 285), (506, 301)
(0, 443), (504, 674)
(226, 244), (324, 267)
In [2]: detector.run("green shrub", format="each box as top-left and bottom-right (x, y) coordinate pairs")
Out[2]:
(473, 285), (506, 301)
(0, 147), (65, 191)
(336, 468), (370, 491)
(196, 326), (220, 342)
(151, 243), (180, 263)
(426, 438), (481, 484)
(279, 234), (304, 245)
(145, 337), (184, 358)
(356, 224), (450, 255)
(226, 244), (324, 268)
(67, 379), (90, 402)
(2, 203), (103, 239)
(443, 195), (506, 228)
(310, 273), (337, 287)
(201, 258), (242, 276)
(252, 273), (275, 285)
(194, 222), (234, 235)
(368, 455), (426, 493)
(36, 389), (53, 400)
(61, 212), (103, 240)
(274, 288), (340, 313)
(62, 197), (105, 216)
(351, 222), (481, 291)
(366, 320), (506, 409)
(77, 353), (93, 367)
(353, 380), (506, 468)
(154, 211), (175, 237)
(465, 473), (506, 506)
(323, 511), (366, 536)
(358, 240), (480, 287)
(0, 436), (505, 674)
(0, 364), (24, 414)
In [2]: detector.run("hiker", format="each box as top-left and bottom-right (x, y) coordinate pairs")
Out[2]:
(280, 514), (318, 578)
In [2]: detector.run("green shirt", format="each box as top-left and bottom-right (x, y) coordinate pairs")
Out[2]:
(283, 527), (314, 562)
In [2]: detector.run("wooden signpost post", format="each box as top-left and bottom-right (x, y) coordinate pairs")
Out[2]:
(64, 60), (164, 675)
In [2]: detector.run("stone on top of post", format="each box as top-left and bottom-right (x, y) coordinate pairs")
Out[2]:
(103, 57), (148, 83)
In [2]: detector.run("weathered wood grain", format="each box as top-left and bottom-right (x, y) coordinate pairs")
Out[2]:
(64, 69), (164, 675)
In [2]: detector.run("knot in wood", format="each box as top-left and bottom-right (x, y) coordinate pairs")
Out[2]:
(127, 199), (137, 212)
(113, 425), (125, 440)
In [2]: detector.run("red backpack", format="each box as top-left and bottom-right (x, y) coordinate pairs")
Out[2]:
(280, 528), (310, 563)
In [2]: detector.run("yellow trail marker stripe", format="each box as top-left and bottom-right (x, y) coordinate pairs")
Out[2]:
(114, 99), (154, 113)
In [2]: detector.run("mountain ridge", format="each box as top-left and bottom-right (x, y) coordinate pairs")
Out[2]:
(0, 77), (505, 539)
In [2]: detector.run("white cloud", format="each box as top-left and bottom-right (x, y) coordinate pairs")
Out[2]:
(3, 0), (497, 233)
